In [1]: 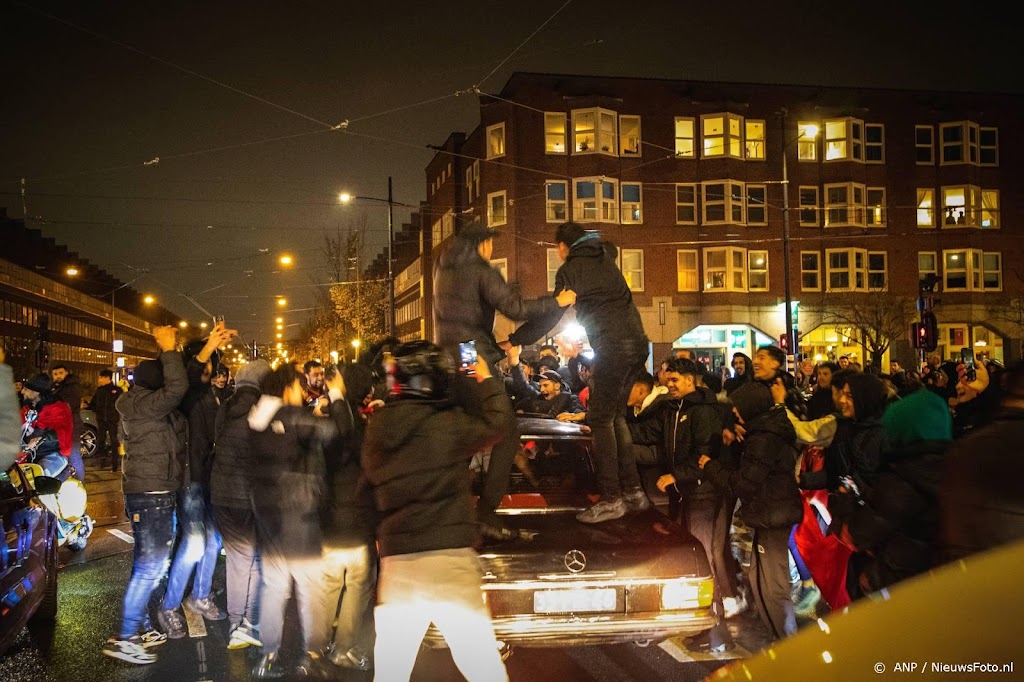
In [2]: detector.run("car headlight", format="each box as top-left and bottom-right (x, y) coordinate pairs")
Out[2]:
(661, 578), (714, 610)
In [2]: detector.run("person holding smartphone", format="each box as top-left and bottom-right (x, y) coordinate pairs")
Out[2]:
(433, 224), (575, 540)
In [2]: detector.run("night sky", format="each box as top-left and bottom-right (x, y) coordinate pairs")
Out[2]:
(2, 0), (1020, 342)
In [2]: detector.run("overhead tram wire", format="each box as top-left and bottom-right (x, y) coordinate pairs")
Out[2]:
(472, 0), (575, 90)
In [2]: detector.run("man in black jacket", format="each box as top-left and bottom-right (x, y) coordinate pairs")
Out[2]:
(362, 341), (511, 682)
(514, 369), (582, 418)
(103, 326), (187, 665)
(88, 369), (122, 471)
(509, 222), (650, 524)
(630, 357), (732, 651)
(51, 363), (86, 481)
(434, 224), (575, 538)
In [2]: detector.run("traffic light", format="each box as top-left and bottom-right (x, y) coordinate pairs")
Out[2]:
(911, 312), (938, 352)
(779, 332), (790, 352)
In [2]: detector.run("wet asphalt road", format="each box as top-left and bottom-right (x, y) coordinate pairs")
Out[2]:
(0, 461), (767, 681)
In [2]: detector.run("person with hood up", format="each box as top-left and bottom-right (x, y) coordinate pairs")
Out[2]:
(210, 358), (272, 651)
(724, 352), (753, 395)
(508, 222), (651, 524)
(699, 381), (802, 641)
(361, 340), (512, 682)
(433, 224), (575, 540)
(629, 357), (732, 652)
(102, 325), (186, 665)
(19, 373), (73, 476)
(248, 363), (338, 680)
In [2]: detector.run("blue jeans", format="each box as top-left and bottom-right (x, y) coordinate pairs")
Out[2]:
(120, 492), (176, 638)
(163, 484), (222, 609)
(68, 439), (85, 482)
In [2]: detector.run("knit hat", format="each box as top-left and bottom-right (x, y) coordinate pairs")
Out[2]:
(23, 373), (52, 394)
(882, 388), (952, 447)
(730, 381), (774, 423)
(539, 369), (562, 385)
(133, 360), (164, 390)
(234, 359), (272, 390)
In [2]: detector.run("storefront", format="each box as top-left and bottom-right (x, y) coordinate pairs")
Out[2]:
(672, 324), (776, 373)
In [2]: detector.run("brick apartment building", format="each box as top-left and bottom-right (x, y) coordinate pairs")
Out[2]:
(386, 72), (1024, 370)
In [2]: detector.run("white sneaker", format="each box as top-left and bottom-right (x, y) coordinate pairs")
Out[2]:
(228, 619), (263, 650)
(723, 595), (748, 618)
(138, 629), (168, 648)
(102, 636), (157, 665)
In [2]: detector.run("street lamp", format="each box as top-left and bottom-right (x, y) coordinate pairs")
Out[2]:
(279, 254), (293, 267)
(276, 297), (287, 307)
(143, 295), (156, 305)
(179, 321), (188, 329)
(65, 267), (79, 276)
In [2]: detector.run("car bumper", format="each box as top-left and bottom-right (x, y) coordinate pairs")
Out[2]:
(423, 609), (716, 647)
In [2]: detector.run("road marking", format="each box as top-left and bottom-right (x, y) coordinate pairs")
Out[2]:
(184, 605), (208, 638)
(107, 529), (134, 544)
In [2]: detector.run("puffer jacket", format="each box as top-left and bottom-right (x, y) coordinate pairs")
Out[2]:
(510, 235), (647, 351)
(702, 406), (803, 529)
(210, 384), (261, 509)
(116, 351), (189, 495)
(434, 234), (560, 367)
(322, 388), (375, 545)
(52, 373), (84, 435)
(361, 377), (511, 558)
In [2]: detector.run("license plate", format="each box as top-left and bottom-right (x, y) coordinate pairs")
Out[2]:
(533, 588), (617, 614)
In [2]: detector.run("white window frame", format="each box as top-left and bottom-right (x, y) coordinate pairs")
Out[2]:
(746, 184), (767, 226)
(915, 125), (934, 165)
(442, 210), (454, 242)
(801, 251), (821, 292)
(982, 252), (1002, 291)
(572, 107), (618, 155)
(431, 218), (443, 247)
(677, 250), (699, 291)
(798, 121), (819, 161)
(487, 190), (507, 227)
(674, 117), (696, 158)
(546, 248), (561, 292)
(824, 183), (866, 227)
(917, 188), (935, 228)
(941, 184), (982, 228)
(619, 115), (642, 157)
(473, 161), (480, 198)
(799, 186), (820, 227)
(545, 180), (568, 223)
(701, 113), (743, 159)
(981, 190), (1000, 229)
(824, 117), (864, 162)
(745, 119), (766, 160)
(825, 248), (868, 292)
(865, 123), (885, 164)
(980, 127), (999, 166)
(748, 250), (769, 291)
(675, 183), (697, 224)
(918, 252), (938, 291)
(941, 249), (1003, 292)
(701, 180), (745, 225)
(544, 112), (567, 154)
(486, 122), (506, 160)
(866, 187), (886, 228)
(940, 121), (981, 166)
(867, 251), (888, 291)
(466, 167), (475, 203)
(703, 246), (747, 292)
(620, 249), (644, 291)
(573, 177), (618, 223)
(620, 182), (642, 224)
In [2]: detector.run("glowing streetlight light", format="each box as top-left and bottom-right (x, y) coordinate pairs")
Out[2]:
(65, 267), (79, 276)
(200, 322), (208, 329)
(351, 339), (361, 350)
(276, 298), (287, 307)
(338, 192), (352, 204)
(276, 324), (283, 331)
(275, 317), (283, 323)
(330, 350), (339, 363)
(279, 254), (293, 266)
(143, 295), (156, 305)
(178, 321), (188, 329)
(276, 333), (282, 339)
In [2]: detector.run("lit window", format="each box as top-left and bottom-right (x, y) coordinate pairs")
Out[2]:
(487, 191), (507, 227)
(746, 185), (767, 225)
(801, 251), (821, 291)
(980, 127), (998, 166)
(620, 249), (644, 291)
(572, 108), (618, 155)
(621, 182), (642, 223)
(432, 218), (442, 247)
(675, 184), (697, 224)
(674, 117), (695, 157)
(745, 120), (765, 160)
(867, 252), (887, 290)
(826, 248), (868, 292)
(798, 122), (819, 160)
(799, 187), (820, 227)
(865, 124), (884, 163)
(824, 183), (866, 227)
(546, 249), (561, 292)
(941, 185), (981, 227)
(573, 177), (618, 223)
(916, 125), (934, 165)
(701, 113), (743, 158)
(981, 190), (999, 228)
(545, 112), (567, 154)
(704, 247), (747, 292)
(866, 188), (886, 227)
(824, 117), (864, 161)
(748, 250), (769, 291)
(442, 210), (454, 241)
(677, 250), (699, 291)
(486, 123), (506, 159)
(546, 181), (567, 223)
(619, 115), (641, 156)
(918, 252), (938, 290)
(917, 188), (935, 227)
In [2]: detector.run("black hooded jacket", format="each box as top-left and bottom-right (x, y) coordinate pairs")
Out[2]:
(723, 354), (753, 395)
(702, 406), (802, 529)
(509, 236), (647, 351)
(53, 373), (84, 434)
(360, 377), (511, 558)
(433, 235), (560, 367)
(210, 384), (261, 509)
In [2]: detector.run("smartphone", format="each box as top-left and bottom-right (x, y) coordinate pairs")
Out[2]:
(458, 340), (478, 374)
(213, 314), (225, 327)
(960, 347), (976, 382)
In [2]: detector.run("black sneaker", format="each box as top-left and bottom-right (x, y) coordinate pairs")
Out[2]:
(184, 594), (227, 621)
(252, 652), (286, 679)
(156, 607), (187, 639)
(102, 636), (157, 664)
(328, 644), (373, 671)
(576, 497), (626, 524)
(295, 651), (331, 678)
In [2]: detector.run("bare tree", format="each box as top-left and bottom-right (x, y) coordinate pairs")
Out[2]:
(804, 294), (915, 367)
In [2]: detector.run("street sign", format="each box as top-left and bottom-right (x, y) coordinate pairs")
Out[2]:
(113, 339), (124, 353)
(116, 357), (126, 368)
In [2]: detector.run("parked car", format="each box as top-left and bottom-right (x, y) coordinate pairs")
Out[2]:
(423, 417), (716, 659)
(0, 465), (60, 655)
(79, 408), (98, 458)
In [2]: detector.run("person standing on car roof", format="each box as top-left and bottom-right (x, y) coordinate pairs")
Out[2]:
(508, 222), (650, 524)
(433, 223), (575, 541)
(88, 369), (123, 472)
(102, 325), (187, 665)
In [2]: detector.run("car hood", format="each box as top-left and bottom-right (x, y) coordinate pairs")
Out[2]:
(480, 508), (709, 581)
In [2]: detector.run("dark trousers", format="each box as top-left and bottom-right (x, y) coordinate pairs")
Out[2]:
(587, 341), (648, 499)
(97, 419), (119, 469)
(120, 492), (176, 638)
(213, 505), (261, 629)
(747, 526), (797, 640)
(683, 493), (732, 647)
(713, 496), (740, 600)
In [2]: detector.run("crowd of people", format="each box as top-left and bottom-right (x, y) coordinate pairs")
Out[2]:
(2, 220), (1022, 680)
